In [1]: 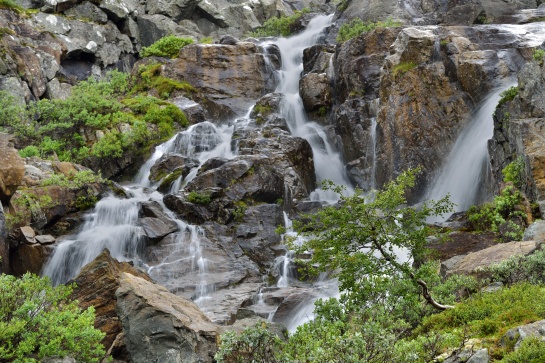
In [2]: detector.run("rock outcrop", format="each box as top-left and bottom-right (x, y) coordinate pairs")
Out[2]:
(71, 250), (153, 359)
(116, 272), (219, 363)
(164, 42), (279, 119)
(489, 58), (545, 215)
(0, 133), (25, 203)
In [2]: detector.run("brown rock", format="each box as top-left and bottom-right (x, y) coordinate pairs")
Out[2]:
(164, 42), (277, 119)
(0, 133), (25, 203)
(20, 225), (36, 244)
(10, 243), (53, 276)
(71, 250), (153, 358)
(299, 72), (331, 113)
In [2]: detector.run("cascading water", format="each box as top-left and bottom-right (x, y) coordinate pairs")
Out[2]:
(426, 85), (514, 221)
(273, 14), (353, 202)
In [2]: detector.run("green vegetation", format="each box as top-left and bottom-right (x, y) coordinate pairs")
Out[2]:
(187, 191), (211, 205)
(0, 0), (25, 14)
(392, 61), (418, 78)
(216, 168), (545, 362)
(0, 273), (105, 363)
(467, 186), (526, 241)
(141, 35), (194, 58)
(40, 170), (105, 188)
(533, 49), (545, 65)
(498, 86), (519, 106)
(502, 156), (525, 189)
(199, 37), (213, 44)
(336, 17), (400, 42)
(0, 67), (192, 163)
(250, 9), (310, 37)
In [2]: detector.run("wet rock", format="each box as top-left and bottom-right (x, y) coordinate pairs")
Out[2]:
(219, 35), (239, 45)
(441, 240), (542, 278)
(303, 44), (335, 74)
(116, 273), (219, 363)
(172, 97), (206, 124)
(138, 217), (178, 243)
(272, 288), (320, 325)
(148, 154), (199, 183)
(164, 42), (278, 119)
(299, 72), (331, 113)
(0, 133), (25, 203)
(71, 250), (153, 360)
(427, 231), (497, 261)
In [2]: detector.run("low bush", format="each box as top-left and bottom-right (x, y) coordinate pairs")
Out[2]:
(498, 86), (519, 106)
(533, 49), (545, 65)
(141, 35), (194, 58)
(187, 191), (211, 205)
(502, 156), (525, 189)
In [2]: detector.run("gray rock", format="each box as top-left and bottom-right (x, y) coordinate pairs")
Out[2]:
(116, 273), (218, 363)
(35, 235), (56, 245)
(139, 217), (179, 243)
(501, 319), (545, 349)
(63, 2), (109, 24)
(45, 79), (73, 100)
(136, 14), (200, 47)
(299, 72), (331, 113)
(98, 0), (138, 22)
(145, 0), (200, 21)
(467, 348), (489, 363)
(524, 220), (545, 242)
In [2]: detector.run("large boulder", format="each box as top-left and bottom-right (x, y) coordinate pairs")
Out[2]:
(116, 272), (219, 363)
(0, 133), (25, 203)
(163, 42), (278, 120)
(71, 250), (153, 358)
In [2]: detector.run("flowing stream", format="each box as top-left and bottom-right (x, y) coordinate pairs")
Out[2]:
(43, 14), (346, 328)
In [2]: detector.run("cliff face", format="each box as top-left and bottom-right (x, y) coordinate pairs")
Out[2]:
(489, 60), (545, 214)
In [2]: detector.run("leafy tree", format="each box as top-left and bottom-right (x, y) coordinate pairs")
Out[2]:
(0, 273), (105, 363)
(295, 168), (453, 311)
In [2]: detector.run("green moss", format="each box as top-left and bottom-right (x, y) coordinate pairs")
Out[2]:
(533, 49), (545, 65)
(0, 0), (25, 14)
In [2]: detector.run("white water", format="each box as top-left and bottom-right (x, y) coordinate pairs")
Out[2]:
(273, 14), (353, 202)
(426, 86), (513, 221)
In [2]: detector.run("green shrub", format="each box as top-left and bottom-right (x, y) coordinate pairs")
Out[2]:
(0, 273), (105, 363)
(40, 170), (104, 188)
(199, 37), (213, 44)
(392, 62), (418, 78)
(91, 131), (124, 158)
(0, 0), (25, 13)
(18, 145), (39, 158)
(502, 156), (525, 189)
(500, 336), (545, 363)
(132, 63), (194, 99)
(533, 49), (545, 64)
(486, 248), (545, 285)
(250, 9), (310, 37)
(498, 86), (519, 106)
(215, 323), (283, 363)
(187, 191), (211, 205)
(467, 186), (526, 241)
(336, 17), (400, 42)
(141, 35), (194, 58)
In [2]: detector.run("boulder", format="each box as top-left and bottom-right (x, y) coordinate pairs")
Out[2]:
(299, 72), (332, 113)
(441, 240), (541, 278)
(71, 250), (153, 359)
(501, 319), (545, 349)
(164, 42), (278, 119)
(10, 242), (53, 276)
(63, 2), (109, 24)
(116, 273), (219, 363)
(148, 154), (199, 183)
(0, 133), (25, 203)
(523, 220), (545, 242)
(138, 217), (179, 243)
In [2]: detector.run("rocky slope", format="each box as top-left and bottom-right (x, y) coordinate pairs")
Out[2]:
(1, 0), (545, 361)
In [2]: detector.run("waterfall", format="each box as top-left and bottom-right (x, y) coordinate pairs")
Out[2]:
(426, 85), (514, 221)
(273, 14), (353, 202)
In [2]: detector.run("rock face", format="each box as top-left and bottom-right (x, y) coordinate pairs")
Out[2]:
(0, 133), (25, 203)
(332, 24), (541, 198)
(116, 272), (219, 363)
(501, 319), (545, 349)
(164, 42), (278, 119)
(489, 60), (545, 215)
(71, 250), (153, 358)
(441, 240), (541, 278)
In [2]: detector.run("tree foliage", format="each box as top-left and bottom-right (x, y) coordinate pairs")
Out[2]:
(295, 168), (453, 308)
(0, 273), (105, 363)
